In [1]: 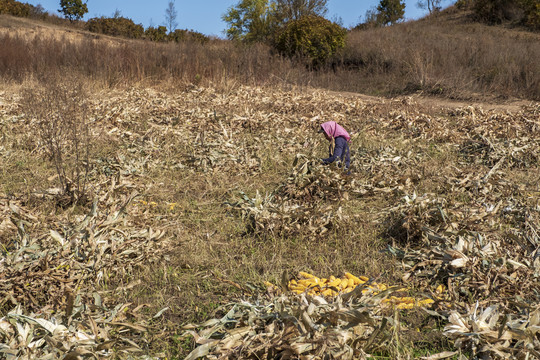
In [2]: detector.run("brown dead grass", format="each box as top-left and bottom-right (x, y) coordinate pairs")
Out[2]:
(0, 14), (127, 45)
(2, 7), (539, 100)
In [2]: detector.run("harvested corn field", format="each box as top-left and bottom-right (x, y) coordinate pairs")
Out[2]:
(0, 83), (539, 359)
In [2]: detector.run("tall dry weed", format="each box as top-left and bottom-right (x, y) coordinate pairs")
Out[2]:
(21, 78), (90, 205)
(333, 18), (540, 99)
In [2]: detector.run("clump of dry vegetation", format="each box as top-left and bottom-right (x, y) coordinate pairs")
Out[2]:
(0, 8), (539, 360)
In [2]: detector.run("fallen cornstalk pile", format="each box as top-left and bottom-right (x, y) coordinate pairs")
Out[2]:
(0, 188), (167, 358)
(1, 84), (539, 358)
(182, 290), (428, 360)
(227, 155), (352, 237)
(183, 269), (450, 359)
(0, 89), (171, 357)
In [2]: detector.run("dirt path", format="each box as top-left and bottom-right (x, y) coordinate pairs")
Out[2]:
(410, 94), (534, 113)
(329, 88), (534, 113)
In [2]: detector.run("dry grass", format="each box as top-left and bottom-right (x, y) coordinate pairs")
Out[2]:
(334, 8), (540, 100)
(1, 9), (539, 359)
(1, 7), (539, 100)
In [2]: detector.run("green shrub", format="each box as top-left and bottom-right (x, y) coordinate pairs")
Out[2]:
(472, 0), (539, 28)
(522, 0), (540, 29)
(145, 26), (168, 42)
(0, 0), (32, 17)
(273, 15), (346, 68)
(86, 16), (144, 39)
(168, 29), (210, 44)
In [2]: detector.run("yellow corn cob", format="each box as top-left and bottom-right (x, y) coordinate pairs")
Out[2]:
(289, 285), (305, 292)
(289, 282), (305, 288)
(263, 281), (275, 288)
(327, 278), (341, 288)
(340, 278), (349, 290)
(399, 297), (415, 303)
(299, 271), (315, 279)
(347, 278), (355, 288)
(290, 279), (297, 285)
(418, 299), (434, 307)
(344, 272), (362, 284)
(301, 279), (320, 287)
(359, 276), (369, 282)
(321, 289), (333, 297)
(396, 303), (415, 310)
(329, 275), (336, 282)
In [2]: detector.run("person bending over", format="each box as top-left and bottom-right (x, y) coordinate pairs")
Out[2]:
(318, 121), (351, 172)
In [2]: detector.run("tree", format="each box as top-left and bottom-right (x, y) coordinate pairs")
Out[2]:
(274, 15), (346, 67)
(59, 0), (88, 22)
(222, 0), (278, 42)
(377, 0), (405, 25)
(222, 0), (329, 43)
(274, 0), (328, 22)
(416, 0), (442, 14)
(164, 0), (178, 33)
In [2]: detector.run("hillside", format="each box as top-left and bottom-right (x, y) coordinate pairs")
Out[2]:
(342, 7), (540, 101)
(0, 13), (140, 44)
(1, 11), (540, 359)
(1, 6), (539, 101)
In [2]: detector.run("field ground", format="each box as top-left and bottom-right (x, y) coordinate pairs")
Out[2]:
(1, 80), (539, 358)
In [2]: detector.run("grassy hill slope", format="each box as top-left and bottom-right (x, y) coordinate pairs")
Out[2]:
(1, 7), (539, 100)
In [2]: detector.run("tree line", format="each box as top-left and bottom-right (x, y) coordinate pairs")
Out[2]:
(0, 0), (209, 43)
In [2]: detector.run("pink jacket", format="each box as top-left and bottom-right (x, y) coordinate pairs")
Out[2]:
(320, 121), (351, 142)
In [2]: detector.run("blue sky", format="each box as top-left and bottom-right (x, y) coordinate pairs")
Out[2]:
(25, 0), (455, 37)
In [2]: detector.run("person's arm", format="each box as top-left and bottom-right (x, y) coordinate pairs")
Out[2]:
(322, 137), (345, 165)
